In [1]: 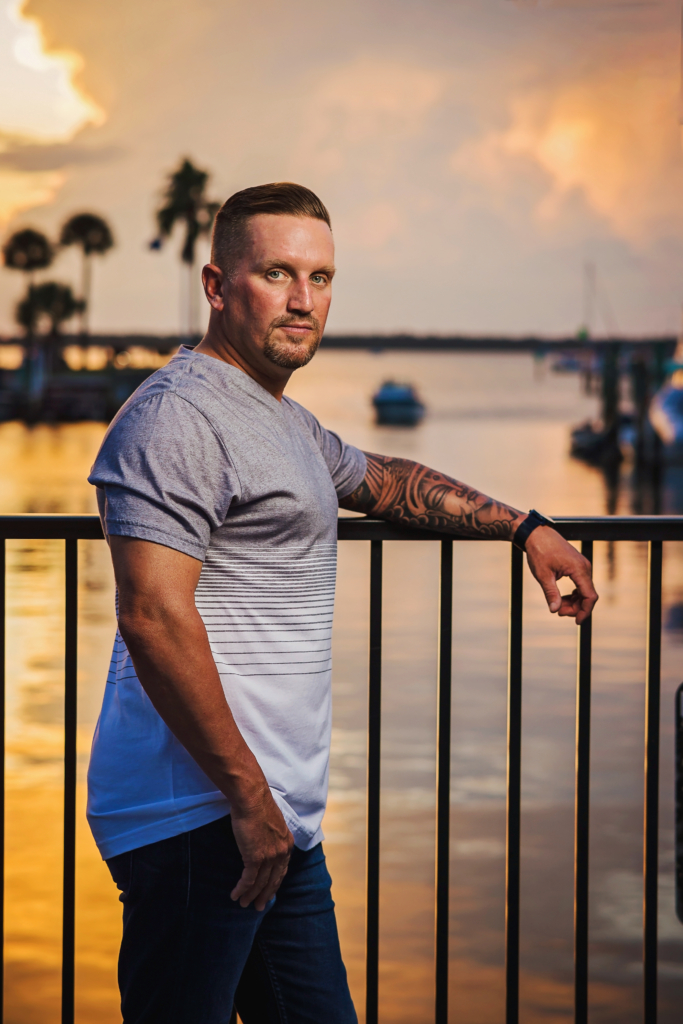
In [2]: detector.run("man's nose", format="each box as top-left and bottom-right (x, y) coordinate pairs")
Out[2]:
(287, 277), (314, 313)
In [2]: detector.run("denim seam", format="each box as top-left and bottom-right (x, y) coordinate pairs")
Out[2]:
(253, 936), (289, 1024)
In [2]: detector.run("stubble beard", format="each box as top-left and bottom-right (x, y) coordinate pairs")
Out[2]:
(262, 315), (322, 370)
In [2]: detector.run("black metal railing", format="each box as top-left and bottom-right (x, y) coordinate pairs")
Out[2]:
(0, 513), (682, 1024)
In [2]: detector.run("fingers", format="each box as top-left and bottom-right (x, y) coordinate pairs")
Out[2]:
(231, 860), (273, 908)
(231, 848), (291, 909)
(564, 564), (598, 625)
(557, 589), (582, 617)
(536, 571), (562, 614)
(230, 825), (293, 911)
(254, 859), (290, 911)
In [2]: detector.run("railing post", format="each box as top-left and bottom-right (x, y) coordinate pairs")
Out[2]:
(62, 540), (78, 1024)
(574, 540), (593, 1024)
(505, 546), (524, 1024)
(366, 540), (383, 1024)
(644, 540), (662, 1024)
(0, 539), (5, 1024)
(435, 540), (453, 1024)
(676, 682), (683, 925)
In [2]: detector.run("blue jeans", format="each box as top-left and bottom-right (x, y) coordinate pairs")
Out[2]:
(107, 815), (358, 1024)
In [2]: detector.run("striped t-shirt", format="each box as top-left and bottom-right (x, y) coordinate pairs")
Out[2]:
(86, 347), (366, 860)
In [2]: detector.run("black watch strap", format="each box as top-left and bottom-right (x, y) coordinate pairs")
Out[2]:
(513, 509), (555, 551)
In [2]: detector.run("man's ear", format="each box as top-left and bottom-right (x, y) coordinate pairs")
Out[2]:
(202, 264), (225, 311)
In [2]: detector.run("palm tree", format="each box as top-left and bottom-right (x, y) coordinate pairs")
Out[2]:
(153, 158), (219, 338)
(16, 282), (84, 337)
(2, 228), (54, 284)
(16, 282), (85, 418)
(59, 213), (114, 335)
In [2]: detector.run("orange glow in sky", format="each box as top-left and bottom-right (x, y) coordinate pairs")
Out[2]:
(0, 0), (102, 223)
(0, 0), (681, 337)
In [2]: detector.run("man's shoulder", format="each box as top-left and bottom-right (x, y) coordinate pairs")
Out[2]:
(111, 350), (248, 426)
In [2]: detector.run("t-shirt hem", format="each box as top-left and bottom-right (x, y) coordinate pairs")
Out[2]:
(335, 449), (367, 500)
(91, 800), (325, 859)
(294, 825), (325, 851)
(92, 800), (230, 860)
(105, 520), (207, 561)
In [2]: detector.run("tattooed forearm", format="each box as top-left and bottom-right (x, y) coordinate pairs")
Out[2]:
(340, 452), (524, 540)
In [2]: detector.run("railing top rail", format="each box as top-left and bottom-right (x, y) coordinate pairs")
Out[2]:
(0, 514), (104, 540)
(1, 513), (683, 541)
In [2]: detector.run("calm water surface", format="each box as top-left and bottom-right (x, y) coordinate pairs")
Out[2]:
(2, 351), (682, 1023)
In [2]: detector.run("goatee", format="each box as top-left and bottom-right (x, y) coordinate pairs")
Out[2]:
(262, 316), (322, 369)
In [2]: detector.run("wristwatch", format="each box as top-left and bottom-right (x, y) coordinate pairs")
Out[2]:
(513, 509), (555, 551)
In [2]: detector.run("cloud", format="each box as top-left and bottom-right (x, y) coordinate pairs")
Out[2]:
(0, 0), (103, 142)
(300, 57), (446, 178)
(0, 135), (121, 171)
(451, 56), (683, 246)
(337, 201), (404, 251)
(1, 0), (682, 335)
(0, 166), (64, 226)
(0, 1), (106, 225)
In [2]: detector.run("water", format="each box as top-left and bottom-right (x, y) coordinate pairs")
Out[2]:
(1, 351), (682, 1022)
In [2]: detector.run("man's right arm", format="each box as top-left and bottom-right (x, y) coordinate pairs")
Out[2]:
(109, 535), (294, 910)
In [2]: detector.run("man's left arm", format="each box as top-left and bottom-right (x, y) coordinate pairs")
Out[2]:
(340, 452), (598, 624)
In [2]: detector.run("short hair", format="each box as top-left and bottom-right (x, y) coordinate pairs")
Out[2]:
(211, 182), (331, 276)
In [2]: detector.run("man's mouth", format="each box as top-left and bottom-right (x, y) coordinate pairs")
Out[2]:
(279, 323), (313, 337)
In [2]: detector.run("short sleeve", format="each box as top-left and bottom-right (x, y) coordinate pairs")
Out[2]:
(88, 393), (240, 560)
(285, 399), (367, 499)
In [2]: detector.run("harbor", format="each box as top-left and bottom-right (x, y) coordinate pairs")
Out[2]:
(1, 348), (682, 1022)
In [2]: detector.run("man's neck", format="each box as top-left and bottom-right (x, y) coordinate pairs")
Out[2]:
(194, 322), (292, 402)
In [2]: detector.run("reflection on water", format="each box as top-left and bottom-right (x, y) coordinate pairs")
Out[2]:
(1, 352), (682, 1022)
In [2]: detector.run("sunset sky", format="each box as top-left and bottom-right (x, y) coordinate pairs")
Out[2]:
(0, 0), (682, 337)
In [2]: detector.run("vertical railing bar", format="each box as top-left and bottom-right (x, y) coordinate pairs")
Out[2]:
(675, 682), (683, 925)
(366, 540), (383, 1024)
(62, 539), (78, 1024)
(435, 540), (453, 1024)
(0, 540), (5, 1024)
(505, 545), (523, 1024)
(574, 539), (593, 1024)
(644, 540), (662, 1024)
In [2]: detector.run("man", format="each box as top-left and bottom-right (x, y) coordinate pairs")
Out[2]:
(87, 182), (597, 1024)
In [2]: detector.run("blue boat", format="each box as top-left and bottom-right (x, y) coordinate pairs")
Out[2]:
(372, 380), (425, 426)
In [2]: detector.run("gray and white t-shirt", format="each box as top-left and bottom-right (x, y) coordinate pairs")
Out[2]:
(87, 346), (366, 860)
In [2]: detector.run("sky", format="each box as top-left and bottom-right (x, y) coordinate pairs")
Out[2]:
(0, 0), (682, 337)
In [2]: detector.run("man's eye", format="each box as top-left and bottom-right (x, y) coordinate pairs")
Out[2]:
(268, 270), (282, 279)
(311, 275), (325, 284)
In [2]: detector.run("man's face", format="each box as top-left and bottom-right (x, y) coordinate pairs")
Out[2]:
(211, 213), (335, 374)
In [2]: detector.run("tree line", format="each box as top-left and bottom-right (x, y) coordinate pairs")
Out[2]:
(1, 157), (218, 341)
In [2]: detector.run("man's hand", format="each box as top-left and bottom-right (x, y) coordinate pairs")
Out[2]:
(230, 786), (294, 911)
(523, 525), (598, 625)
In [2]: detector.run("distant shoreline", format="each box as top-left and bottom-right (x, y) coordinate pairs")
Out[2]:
(0, 333), (676, 352)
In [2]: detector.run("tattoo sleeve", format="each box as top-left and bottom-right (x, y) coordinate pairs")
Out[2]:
(339, 452), (524, 540)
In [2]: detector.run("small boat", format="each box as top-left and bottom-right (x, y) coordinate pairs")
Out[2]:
(551, 353), (584, 374)
(372, 380), (425, 426)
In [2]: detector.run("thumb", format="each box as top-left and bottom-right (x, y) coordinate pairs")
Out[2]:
(538, 572), (561, 613)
